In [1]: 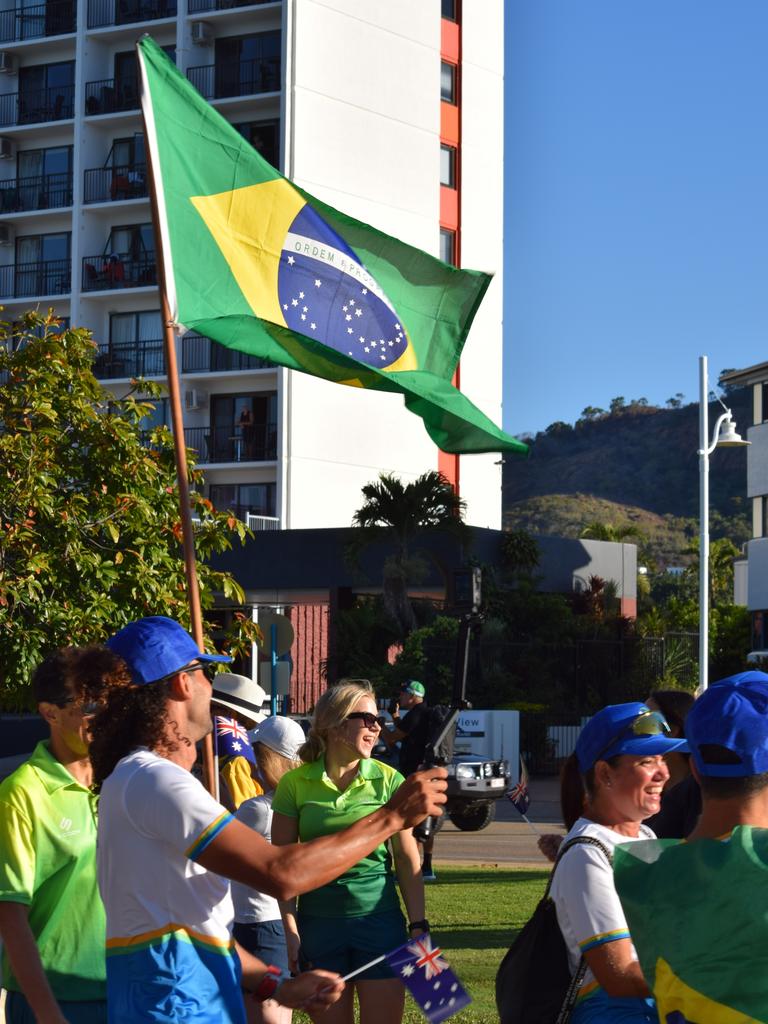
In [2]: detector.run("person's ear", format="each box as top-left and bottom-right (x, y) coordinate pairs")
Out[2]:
(38, 701), (59, 727)
(167, 671), (193, 702)
(595, 759), (614, 790)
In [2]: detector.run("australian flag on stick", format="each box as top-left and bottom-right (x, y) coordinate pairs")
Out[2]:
(507, 755), (531, 816)
(214, 715), (256, 764)
(385, 934), (471, 1023)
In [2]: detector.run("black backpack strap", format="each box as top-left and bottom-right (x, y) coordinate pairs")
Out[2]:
(547, 835), (614, 1024)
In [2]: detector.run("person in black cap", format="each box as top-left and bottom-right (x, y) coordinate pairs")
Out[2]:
(81, 617), (446, 1024)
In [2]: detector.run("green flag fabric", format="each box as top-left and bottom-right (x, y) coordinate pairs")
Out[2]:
(614, 828), (768, 1023)
(136, 36), (528, 456)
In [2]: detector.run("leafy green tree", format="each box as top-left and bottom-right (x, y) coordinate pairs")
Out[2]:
(0, 312), (258, 707)
(580, 520), (646, 544)
(609, 396), (626, 414)
(682, 536), (741, 605)
(350, 470), (467, 638)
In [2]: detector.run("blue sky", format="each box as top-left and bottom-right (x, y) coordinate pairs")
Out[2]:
(503, 2), (768, 438)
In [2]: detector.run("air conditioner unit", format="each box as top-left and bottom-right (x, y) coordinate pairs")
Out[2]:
(191, 21), (213, 45)
(0, 137), (15, 159)
(0, 224), (14, 246)
(0, 52), (17, 74)
(184, 387), (206, 411)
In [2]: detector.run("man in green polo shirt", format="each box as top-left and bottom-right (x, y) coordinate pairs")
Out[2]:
(0, 647), (116, 1024)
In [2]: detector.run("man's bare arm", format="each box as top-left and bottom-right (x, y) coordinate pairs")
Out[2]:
(0, 901), (70, 1024)
(196, 766), (447, 900)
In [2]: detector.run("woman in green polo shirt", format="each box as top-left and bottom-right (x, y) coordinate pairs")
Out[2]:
(272, 680), (426, 1024)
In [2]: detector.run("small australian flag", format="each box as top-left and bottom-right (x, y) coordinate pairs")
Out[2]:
(507, 756), (531, 816)
(385, 934), (471, 1023)
(214, 716), (256, 765)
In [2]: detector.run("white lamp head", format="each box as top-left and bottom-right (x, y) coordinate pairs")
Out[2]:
(716, 414), (750, 448)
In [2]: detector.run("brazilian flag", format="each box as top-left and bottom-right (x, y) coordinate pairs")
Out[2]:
(614, 828), (768, 1023)
(136, 36), (528, 457)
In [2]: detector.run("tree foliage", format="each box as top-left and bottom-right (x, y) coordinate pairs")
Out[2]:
(350, 471), (468, 638)
(0, 313), (258, 707)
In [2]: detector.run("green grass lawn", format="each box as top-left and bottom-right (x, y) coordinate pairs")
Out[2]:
(293, 866), (549, 1023)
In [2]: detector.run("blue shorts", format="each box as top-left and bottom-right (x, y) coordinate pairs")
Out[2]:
(4, 992), (107, 1024)
(233, 919), (290, 976)
(297, 908), (407, 981)
(571, 991), (658, 1024)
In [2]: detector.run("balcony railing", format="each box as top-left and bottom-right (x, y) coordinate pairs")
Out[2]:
(186, 57), (281, 101)
(0, 258), (70, 298)
(0, 84), (74, 127)
(189, 0), (273, 10)
(83, 163), (147, 204)
(93, 339), (164, 378)
(185, 424), (277, 463)
(182, 332), (274, 373)
(0, 1), (75, 42)
(0, 171), (72, 212)
(87, 0), (176, 29)
(82, 253), (156, 291)
(84, 77), (138, 116)
(246, 512), (280, 530)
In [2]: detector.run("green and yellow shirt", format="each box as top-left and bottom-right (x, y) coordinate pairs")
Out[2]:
(273, 756), (405, 918)
(0, 740), (105, 1000)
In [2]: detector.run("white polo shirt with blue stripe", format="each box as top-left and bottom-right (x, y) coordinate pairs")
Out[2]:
(97, 748), (242, 1023)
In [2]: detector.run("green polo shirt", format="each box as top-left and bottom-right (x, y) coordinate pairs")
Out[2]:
(273, 756), (405, 917)
(0, 740), (106, 1000)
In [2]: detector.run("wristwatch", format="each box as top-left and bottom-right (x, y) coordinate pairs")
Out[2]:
(408, 919), (430, 932)
(251, 964), (285, 1002)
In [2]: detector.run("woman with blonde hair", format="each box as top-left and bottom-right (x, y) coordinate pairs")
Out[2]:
(272, 680), (426, 1024)
(232, 715), (307, 1024)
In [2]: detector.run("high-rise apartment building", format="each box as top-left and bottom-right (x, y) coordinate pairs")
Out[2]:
(0, 0), (505, 532)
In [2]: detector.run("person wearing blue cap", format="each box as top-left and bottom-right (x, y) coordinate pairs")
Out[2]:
(614, 671), (768, 1021)
(81, 617), (447, 1024)
(549, 701), (688, 1024)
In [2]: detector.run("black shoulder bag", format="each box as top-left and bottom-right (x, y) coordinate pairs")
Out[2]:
(495, 835), (613, 1024)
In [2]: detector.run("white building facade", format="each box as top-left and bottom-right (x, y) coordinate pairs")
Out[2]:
(0, 0), (505, 530)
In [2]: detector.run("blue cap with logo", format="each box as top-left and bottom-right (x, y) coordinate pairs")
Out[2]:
(576, 701), (689, 774)
(106, 615), (231, 686)
(685, 671), (768, 778)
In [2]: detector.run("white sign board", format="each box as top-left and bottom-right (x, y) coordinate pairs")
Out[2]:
(454, 710), (520, 771)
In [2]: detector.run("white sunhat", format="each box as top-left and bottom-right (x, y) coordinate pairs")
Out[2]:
(251, 716), (306, 760)
(211, 673), (268, 727)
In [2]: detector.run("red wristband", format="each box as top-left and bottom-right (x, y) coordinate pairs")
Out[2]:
(252, 964), (283, 1002)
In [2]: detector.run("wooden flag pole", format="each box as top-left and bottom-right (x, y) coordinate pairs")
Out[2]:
(139, 55), (216, 796)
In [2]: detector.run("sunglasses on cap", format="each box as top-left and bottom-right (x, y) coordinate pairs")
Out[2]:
(346, 712), (384, 730)
(593, 709), (672, 763)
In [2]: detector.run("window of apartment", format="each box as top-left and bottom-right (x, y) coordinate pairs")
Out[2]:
(439, 228), (456, 266)
(209, 482), (276, 519)
(18, 60), (74, 123)
(112, 133), (145, 168)
(14, 231), (70, 296)
(762, 381), (768, 423)
(109, 310), (163, 376)
(211, 392), (277, 461)
(215, 31), (281, 97)
(441, 0), (458, 21)
(14, 144), (72, 208)
(140, 396), (170, 431)
(440, 144), (457, 188)
(441, 61), (457, 104)
(234, 119), (280, 169)
(109, 222), (154, 258)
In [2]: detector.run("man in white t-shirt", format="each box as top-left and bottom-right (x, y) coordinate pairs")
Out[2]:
(85, 616), (446, 1024)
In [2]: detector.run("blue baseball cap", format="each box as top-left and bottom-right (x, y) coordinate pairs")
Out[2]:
(106, 616), (230, 686)
(576, 701), (689, 773)
(685, 671), (768, 778)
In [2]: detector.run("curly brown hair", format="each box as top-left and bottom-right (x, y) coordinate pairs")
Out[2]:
(87, 676), (179, 791)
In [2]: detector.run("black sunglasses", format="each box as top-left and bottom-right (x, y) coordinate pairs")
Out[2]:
(53, 696), (101, 715)
(593, 709), (672, 764)
(346, 712), (384, 730)
(184, 661), (219, 684)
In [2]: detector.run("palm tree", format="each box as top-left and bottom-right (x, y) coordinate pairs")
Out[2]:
(580, 521), (646, 543)
(351, 471), (468, 637)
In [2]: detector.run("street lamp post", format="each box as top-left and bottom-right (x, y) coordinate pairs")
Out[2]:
(698, 355), (749, 691)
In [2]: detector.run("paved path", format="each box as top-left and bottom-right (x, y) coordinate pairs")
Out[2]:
(433, 776), (564, 869)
